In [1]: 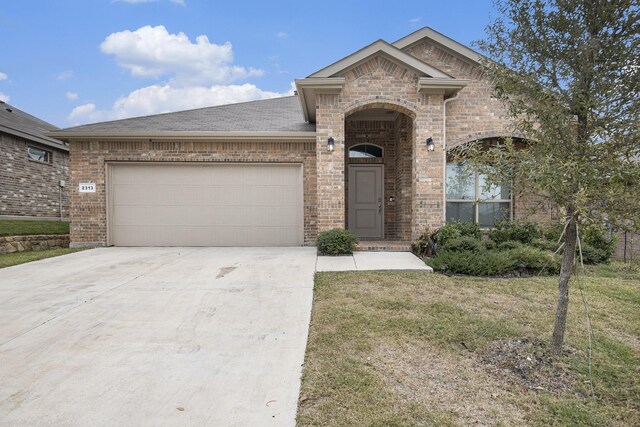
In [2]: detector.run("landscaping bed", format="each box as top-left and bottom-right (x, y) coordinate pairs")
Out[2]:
(298, 264), (639, 426)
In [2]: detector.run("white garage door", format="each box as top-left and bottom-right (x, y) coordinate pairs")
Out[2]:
(108, 163), (304, 246)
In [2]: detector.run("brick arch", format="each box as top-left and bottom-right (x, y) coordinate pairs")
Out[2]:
(342, 98), (418, 120)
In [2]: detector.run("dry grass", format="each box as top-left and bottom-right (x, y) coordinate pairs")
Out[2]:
(297, 263), (640, 426)
(0, 248), (85, 268)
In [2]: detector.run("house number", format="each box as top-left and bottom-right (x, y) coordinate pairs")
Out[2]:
(79, 183), (96, 192)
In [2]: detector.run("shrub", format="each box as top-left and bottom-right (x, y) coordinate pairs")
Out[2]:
(316, 229), (358, 255)
(542, 222), (566, 242)
(433, 222), (481, 248)
(482, 239), (497, 251)
(411, 227), (435, 257)
(496, 241), (523, 251)
(426, 249), (516, 276)
(578, 244), (610, 265)
(582, 224), (616, 262)
(441, 236), (483, 253)
(489, 220), (542, 244)
(505, 246), (561, 274)
(531, 238), (561, 252)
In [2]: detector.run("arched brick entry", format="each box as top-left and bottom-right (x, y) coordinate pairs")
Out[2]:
(344, 104), (415, 241)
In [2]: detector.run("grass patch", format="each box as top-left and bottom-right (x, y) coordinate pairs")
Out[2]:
(0, 220), (69, 236)
(0, 248), (85, 268)
(298, 264), (639, 426)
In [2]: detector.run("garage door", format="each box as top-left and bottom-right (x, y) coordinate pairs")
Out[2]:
(108, 163), (303, 246)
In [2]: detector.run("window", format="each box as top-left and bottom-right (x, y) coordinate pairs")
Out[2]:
(446, 163), (511, 227)
(349, 144), (383, 158)
(27, 146), (52, 163)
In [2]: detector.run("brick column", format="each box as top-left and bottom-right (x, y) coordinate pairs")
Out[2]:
(412, 94), (445, 240)
(315, 93), (345, 232)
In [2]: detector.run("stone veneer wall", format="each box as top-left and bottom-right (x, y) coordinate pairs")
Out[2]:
(0, 132), (69, 218)
(69, 139), (317, 246)
(0, 234), (70, 254)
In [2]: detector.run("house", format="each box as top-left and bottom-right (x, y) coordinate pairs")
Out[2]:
(0, 101), (69, 220)
(50, 27), (550, 248)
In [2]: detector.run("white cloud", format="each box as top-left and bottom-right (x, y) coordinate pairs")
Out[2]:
(276, 31), (288, 39)
(68, 82), (294, 124)
(57, 70), (74, 80)
(0, 92), (10, 102)
(409, 17), (422, 26)
(0, 72), (7, 81)
(66, 91), (79, 101)
(100, 25), (263, 85)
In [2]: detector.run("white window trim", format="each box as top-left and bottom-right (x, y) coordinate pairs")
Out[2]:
(446, 164), (512, 227)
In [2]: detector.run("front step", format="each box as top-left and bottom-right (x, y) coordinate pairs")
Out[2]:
(356, 241), (412, 252)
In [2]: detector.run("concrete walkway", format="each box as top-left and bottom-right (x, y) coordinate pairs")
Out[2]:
(316, 251), (433, 272)
(0, 247), (317, 427)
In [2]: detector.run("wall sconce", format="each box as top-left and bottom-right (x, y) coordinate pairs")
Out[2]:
(426, 137), (435, 151)
(327, 137), (335, 152)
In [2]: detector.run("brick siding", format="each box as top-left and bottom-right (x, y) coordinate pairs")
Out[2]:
(69, 139), (316, 246)
(0, 132), (69, 218)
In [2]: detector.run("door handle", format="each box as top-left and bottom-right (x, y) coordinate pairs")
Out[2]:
(378, 198), (382, 214)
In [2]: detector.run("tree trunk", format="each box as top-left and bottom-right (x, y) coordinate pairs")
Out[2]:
(552, 212), (578, 354)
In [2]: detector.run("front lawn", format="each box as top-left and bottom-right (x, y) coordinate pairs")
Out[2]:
(298, 263), (639, 426)
(0, 220), (69, 236)
(0, 248), (85, 268)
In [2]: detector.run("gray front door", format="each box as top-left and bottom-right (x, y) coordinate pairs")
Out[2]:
(348, 165), (383, 239)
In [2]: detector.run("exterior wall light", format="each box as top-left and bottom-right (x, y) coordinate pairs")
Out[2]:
(426, 137), (435, 151)
(328, 137), (335, 152)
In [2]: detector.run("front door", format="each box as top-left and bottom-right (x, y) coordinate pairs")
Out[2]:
(348, 165), (383, 239)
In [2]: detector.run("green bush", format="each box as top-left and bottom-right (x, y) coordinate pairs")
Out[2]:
(316, 229), (358, 255)
(582, 224), (616, 261)
(489, 220), (542, 244)
(441, 236), (483, 253)
(482, 239), (497, 251)
(542, 222), (565, 242)
(496, 240), (523, 251)
(426, 250), (516, 276)
(505, 246), (561, 274)
(531, 238), (561, 252)
(434, 222), (481, 248)
(578, 244), (610, 265)
(425, 246), (559, 276)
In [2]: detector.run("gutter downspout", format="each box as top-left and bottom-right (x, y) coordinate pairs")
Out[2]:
(442, 92), (461, 224)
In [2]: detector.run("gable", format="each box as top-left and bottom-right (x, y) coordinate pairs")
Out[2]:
(393, 27), (485, 65)
(308, 40), (452, 79)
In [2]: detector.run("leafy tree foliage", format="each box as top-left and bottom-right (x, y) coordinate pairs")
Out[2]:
(458, 0), (639, 352)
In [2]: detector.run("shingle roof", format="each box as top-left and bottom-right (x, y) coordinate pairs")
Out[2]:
(58, 95), (315, 133)
(0, 101), (67, 150)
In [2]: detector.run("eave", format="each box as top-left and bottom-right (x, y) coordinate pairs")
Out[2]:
(46, 131), (317, 142)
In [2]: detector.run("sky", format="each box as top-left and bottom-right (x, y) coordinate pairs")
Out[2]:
(0, 0), (495, 128)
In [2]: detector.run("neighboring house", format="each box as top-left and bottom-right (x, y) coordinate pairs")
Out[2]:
(50, 27), (552, 248)
(0, 101), (69, 220)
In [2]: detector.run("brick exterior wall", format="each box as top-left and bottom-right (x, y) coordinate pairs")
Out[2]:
(69, 139), (316, 246)
(0, 132), (69, 218)
(67, 34), (557, 246)
(315, 56), (446, 240)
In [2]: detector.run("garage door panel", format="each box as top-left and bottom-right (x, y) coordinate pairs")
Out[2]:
(109, 163), (303, 246)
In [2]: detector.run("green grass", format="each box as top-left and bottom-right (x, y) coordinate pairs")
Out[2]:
(298, 263), (639, 426)
(0, 220), (69, 236)
(0, 248), (85, 268)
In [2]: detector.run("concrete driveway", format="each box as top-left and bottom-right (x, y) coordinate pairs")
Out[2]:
(0, 247), (317, 426)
